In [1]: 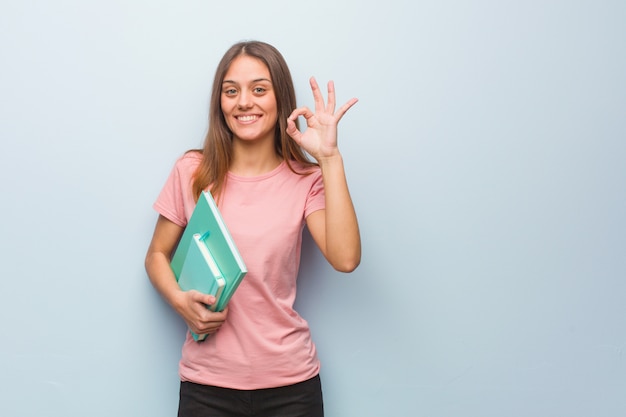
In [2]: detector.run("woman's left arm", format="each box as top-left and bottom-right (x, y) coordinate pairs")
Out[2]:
(287, 77), (361, 272)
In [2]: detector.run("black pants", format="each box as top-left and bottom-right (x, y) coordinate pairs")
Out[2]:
(178, 375), (324, 417)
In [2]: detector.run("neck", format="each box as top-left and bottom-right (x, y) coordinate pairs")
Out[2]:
(230, 139), (282, 176)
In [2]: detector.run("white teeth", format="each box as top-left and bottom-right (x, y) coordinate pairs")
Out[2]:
(238, 115), (258, 122)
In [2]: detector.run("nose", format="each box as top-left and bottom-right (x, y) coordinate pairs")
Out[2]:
(237, 90), (253, 109)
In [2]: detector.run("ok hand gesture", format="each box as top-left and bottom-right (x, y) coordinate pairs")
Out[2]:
(286, 77), (357, 162)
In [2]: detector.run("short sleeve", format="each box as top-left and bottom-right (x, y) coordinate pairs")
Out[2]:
(153, 152), (202, 227)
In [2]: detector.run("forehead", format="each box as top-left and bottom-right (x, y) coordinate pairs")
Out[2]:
(223, 55), (271, 83)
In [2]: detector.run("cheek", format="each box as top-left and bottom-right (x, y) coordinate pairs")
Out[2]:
(264, 94), (278, 114)
(220, 101), (235, 126)
(265, 101), (279, 119)
(220, 99), (229, 114)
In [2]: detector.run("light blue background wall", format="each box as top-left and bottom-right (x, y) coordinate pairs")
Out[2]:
(1, 1), (624, 416)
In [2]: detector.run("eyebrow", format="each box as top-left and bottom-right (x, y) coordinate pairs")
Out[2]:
(222, 78), (272, 85)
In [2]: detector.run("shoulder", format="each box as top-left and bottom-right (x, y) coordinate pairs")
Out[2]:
(174, 150), (203, 172)
(285, 160), (321, 177)
(281, 160), (324, 201)
(153, 151), (203, 227)
(280, 161), (322, 192)
(167, 150), (203, 182)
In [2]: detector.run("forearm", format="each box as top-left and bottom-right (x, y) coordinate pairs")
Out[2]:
(319, 153), (361, 272)
(145, 251), (185, 312)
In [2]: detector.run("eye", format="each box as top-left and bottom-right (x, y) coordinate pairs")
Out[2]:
(223, 88), (238, 96)
(253, 87), (266, 94)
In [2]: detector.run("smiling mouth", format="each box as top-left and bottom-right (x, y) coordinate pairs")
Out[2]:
(237, 115), (259, 122)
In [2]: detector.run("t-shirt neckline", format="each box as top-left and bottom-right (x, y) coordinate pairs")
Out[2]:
(227, 160), (287, 182)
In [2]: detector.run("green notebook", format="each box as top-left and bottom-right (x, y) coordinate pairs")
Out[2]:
(171, 191), (248, 339)
(178, 232), (226, 306)
(177, 233), (226, 341)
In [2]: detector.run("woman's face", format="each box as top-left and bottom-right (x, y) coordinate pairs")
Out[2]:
(220, 55), (278, 144)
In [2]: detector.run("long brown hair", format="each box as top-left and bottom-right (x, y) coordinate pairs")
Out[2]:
(192, 41), (316, 201)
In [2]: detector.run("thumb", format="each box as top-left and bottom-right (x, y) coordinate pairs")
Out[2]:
(191, 290), (215, 306)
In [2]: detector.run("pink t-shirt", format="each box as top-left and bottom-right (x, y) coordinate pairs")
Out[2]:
(153, 152), (326, 390)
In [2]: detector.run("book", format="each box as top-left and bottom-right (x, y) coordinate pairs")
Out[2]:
(170, 191), (248, 340)
(177, 232), (226, 309)
(177, 233), (226, 341)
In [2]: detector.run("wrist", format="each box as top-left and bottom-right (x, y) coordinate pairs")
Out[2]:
(316, 151), (343, 168)
(169, 288), (187, 313)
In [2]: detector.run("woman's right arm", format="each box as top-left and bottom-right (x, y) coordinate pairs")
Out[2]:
(145, 215), (228, 336)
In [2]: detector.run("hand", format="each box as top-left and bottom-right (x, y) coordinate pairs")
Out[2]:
(286, 77), (357, 162)
(175, 290), (228, 337)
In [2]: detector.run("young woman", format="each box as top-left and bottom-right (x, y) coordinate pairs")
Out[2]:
(145, 40), (361, 417)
